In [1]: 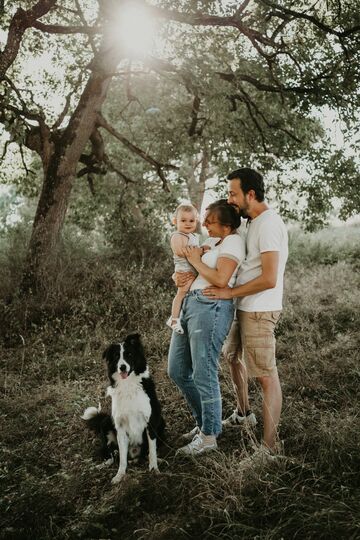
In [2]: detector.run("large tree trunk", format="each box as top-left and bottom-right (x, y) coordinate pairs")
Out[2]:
(185, 144), (211, 211)
(21, 55), (120, 291)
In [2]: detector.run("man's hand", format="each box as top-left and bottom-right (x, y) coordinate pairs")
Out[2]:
(203, 286), (233, 300)
(173, 271), (195, 287)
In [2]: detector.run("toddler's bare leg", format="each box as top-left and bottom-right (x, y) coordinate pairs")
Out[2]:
(171, 289), (187, 320)
(167, 279), (194, 334)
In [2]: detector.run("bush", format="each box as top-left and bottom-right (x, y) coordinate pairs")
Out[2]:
(288, 223), (360, 268)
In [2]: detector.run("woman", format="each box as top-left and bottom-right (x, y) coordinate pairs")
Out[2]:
(168, 200), (245, 455)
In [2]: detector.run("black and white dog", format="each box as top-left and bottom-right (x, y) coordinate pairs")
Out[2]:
(82, 333), (165, 484)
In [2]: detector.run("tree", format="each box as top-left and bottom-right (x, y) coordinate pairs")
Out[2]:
(1, 0), (359, 289)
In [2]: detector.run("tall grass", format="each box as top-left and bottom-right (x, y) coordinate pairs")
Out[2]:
(0, 223), (359, 539)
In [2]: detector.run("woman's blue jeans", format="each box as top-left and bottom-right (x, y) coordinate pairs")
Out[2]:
(168, 290), (234, 437)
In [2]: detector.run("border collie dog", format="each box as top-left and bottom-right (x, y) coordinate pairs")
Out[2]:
(83, 333), (165, 484)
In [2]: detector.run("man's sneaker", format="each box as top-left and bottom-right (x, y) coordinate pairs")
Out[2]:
(240, 444), (284, 469)
(222, 409), (257, 427)
(176, 433), (217, 456)
(181, 425), (200, 441)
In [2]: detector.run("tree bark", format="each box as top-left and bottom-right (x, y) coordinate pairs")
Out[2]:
(21, 56), (121, 291)
(185, 145), (210, 212)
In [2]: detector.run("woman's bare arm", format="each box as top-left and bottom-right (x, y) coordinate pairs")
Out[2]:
(183, 247), (237, 288)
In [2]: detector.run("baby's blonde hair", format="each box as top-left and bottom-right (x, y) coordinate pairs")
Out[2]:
(173, 203), (198, 219)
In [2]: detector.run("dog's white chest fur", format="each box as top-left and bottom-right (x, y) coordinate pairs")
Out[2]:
(107, 373), (151, 446)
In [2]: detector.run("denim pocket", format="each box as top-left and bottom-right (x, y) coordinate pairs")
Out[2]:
(194, 292), (218, 305)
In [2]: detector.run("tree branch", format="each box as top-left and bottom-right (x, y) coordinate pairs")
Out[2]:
(231, 87), (302, 144)
(259, 0), (360, 38)
(188, 94), (201, 137)
(19, 142), (32, 175)
(234, 0), (252, 18)
(103, 157), (136, 184)
(96, 113), (178, 192)
(32, 21), (100, 35)
(150, 5), (278, 49)
(74, 0), (98, 54)
(52, 69), (85, 130)
(240, 95), (270, 154)
(217, 71), (321, 95)
(0, 0), (57, 79)
(1, 139), (13, 162)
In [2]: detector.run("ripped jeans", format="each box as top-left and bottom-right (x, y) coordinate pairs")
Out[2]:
(168, 290), (234, 436)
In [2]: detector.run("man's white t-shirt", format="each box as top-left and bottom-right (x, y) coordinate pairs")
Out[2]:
(236, 209), (288, 312)
(191, 234), (245, 290)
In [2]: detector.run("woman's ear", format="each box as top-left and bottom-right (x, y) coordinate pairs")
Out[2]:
(172, 217), (177, 225)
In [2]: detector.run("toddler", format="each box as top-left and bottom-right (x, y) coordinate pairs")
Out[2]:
(167, 204), (200, 334)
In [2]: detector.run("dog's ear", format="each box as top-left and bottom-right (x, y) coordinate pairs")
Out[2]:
(102, 346), (109, 359)
(126, 333), (141, 345)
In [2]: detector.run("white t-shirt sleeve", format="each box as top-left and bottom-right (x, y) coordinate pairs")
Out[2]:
(259, 219), (284, 253)
(218, 235), (245, 264)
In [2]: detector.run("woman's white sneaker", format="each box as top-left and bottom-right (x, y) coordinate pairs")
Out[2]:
(181, 425), (200, 441)
(176, 433), (217, 456)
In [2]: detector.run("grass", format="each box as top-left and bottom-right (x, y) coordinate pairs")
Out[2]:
(0, 223), (359, 539)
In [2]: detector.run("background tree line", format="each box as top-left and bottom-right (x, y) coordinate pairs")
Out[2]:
(0, 0), (359, 290)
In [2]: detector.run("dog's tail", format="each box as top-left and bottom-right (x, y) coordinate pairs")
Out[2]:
(81, 403), (101, 420)
(81, 403), (112, 434)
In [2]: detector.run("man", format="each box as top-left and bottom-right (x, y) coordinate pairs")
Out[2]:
(204, 167), (288, 454)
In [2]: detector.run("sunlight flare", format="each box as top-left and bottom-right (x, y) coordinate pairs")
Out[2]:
(108, 1), (157, 58)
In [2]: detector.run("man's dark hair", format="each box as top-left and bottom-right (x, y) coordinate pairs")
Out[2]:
(227, 168), (265, 202)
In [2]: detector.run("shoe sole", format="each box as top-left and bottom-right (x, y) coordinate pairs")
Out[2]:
(176, 447), (218, 457)
(222, 420), (257, 428)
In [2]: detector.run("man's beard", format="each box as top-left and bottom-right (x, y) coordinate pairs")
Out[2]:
(239, 208), (249, 218)
(229, 203), (249, 219)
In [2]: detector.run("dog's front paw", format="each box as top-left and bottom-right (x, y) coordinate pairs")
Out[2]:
(111, 472), (125, 484)
(149, 465), (160, 474)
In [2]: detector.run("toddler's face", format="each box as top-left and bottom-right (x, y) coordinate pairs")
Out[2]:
(175, 210), (197, 234)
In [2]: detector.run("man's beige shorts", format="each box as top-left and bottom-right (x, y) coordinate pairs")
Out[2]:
(222, 310), (281, 378)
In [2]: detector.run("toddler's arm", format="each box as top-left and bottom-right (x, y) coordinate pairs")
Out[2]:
(171, 233), (190, 256)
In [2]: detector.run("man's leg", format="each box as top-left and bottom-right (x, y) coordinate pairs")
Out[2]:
(222, 317), (256, 426)
(239, 310), (282, 450)
(229, 359), (249, 415)
(257, 371), (282, 451)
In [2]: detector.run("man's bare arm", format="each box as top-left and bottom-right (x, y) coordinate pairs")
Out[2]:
(203, 251), (279, 299)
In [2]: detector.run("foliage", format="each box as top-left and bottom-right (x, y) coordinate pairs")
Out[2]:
(1, 0), (359, 249)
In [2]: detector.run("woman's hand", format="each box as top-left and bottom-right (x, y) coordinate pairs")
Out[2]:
(182, 246), (203, 265)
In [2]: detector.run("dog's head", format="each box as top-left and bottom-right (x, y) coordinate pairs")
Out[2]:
(102, 333), (147, 385)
